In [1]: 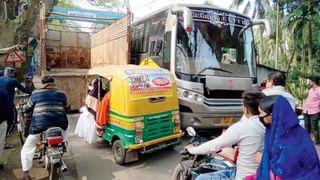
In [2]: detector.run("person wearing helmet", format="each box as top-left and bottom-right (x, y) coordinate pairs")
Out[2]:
(0, 67), (32, 148)
(20, 75), (69, 180)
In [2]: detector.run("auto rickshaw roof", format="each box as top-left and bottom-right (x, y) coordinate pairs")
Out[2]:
(88, 65), (169, 80)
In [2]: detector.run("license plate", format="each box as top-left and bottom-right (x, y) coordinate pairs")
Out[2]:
(220, 117), (233, 125)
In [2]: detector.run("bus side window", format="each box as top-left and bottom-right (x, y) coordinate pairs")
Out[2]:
(150, 39), (163, 56)
(163, 32), (171, 70)
(155, 40), (163, 56)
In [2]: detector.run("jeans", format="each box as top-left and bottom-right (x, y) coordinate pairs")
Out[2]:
(304, 113), (320, 143)
(194, 168), (236, 180)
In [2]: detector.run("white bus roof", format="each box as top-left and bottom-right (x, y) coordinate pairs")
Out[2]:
(132, 3), (251, 25)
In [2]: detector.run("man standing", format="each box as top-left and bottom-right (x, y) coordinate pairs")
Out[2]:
(303, 76), (320, 144)
(0, 90), (9, 170)
(0, 67), (31, 148)
(21, 75), (69, 180)
(263, 72), (296, 110)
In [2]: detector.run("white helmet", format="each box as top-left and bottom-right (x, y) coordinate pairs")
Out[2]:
(4, 67), (15, 77)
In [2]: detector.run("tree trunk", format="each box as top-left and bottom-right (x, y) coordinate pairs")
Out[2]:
(307, 0), (313, 73)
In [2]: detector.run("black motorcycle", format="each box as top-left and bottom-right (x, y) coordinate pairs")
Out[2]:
(173, 127), (236, 180)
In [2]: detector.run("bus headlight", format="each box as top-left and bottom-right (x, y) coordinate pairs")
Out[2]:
(183, 90), (189, 98)
(178, 89), (203, 102)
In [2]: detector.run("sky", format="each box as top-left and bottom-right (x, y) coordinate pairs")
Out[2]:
(68, 0), (234, 31)
(130, 0), (233, 18)
(71, 0), (234, 16)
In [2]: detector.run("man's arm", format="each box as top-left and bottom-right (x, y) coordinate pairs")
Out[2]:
(13, 79), (32, 94)
(23, 96), (34, 113)
(187, 124), (241, 154)
(61, 92), (70, 111)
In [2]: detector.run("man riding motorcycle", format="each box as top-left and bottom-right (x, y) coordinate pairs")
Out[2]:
(20, 75), (69, 180)
(186, 91), (266, 180)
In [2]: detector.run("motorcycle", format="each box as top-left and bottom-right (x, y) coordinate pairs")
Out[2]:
(173, 127), (236, 180)
(34, 127), (67, 180)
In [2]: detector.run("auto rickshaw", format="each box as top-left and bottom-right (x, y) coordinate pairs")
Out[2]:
(87, 65), (183, 165)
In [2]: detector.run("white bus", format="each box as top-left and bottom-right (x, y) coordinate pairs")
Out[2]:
(130, 3), (271, 129)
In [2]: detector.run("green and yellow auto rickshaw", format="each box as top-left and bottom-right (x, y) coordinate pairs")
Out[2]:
(87, 65), (183, 164)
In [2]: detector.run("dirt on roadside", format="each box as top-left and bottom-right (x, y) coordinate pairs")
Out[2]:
(0, 129), (78, 180)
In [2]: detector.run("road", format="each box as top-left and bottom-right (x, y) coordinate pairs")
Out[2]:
(1, 113), (319, 180)
(67, 114), (184, 180)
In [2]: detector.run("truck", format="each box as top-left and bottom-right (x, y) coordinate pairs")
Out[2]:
(91, 3), (272, 129)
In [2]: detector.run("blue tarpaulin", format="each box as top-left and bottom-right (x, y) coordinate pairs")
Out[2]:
(48, 6), (125, 24)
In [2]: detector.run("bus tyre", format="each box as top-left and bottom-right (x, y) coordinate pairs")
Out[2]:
(112, 140), (127, 165)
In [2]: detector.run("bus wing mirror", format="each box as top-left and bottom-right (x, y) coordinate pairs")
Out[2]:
(238, 19), (273, 41)
(252, 19), (273, 39)
(171, 6), (193, 32)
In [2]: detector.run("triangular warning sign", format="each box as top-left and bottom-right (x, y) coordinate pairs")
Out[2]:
(4, 51), (25, 64)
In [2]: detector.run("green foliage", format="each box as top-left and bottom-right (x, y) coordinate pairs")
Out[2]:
(95, 0), (127, 12)
(233, 0), (320, 103)
(57, 0), (80, 8)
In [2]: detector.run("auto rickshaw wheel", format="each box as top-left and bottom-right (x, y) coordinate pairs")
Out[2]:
(112, 140), (127, 165)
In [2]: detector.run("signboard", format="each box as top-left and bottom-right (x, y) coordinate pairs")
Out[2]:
(125, 69), (173, 100)
(67, 10), (97, 22)
(178, 8), (250, 27)
(48, 6), (125, 24)
(4, 50), (25, 64)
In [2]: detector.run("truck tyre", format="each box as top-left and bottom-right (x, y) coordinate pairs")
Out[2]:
(112, 140), (127, 165)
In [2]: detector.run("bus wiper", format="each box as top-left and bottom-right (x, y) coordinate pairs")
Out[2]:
(192, 66), (232, 79)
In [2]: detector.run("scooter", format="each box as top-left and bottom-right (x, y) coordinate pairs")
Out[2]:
(173, 127), (236, 180)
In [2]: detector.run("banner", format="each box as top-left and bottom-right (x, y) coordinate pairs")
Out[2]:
(124, 69), (173, 100)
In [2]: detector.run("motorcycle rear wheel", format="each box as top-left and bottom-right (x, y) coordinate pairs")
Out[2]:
(48, 162), (61, 180)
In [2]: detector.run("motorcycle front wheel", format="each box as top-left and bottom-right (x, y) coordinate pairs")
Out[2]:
(173, 164), (193, 180)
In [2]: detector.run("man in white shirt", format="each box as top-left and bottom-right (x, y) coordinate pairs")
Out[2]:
(263, 72), (296, 110)
(186, 91), (266, 180)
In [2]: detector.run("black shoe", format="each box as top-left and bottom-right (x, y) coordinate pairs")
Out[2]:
(0, 164), (4, 170)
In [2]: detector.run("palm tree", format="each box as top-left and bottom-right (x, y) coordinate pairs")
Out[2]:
(230, 0), (272, 65)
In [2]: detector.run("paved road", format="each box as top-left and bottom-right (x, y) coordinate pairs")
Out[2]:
(1, 113), (319, 180)
(67, 114), (184, 180)
(66, 113), (320, 180)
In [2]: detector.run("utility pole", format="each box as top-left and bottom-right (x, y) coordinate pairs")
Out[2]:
(39, 1), (46, 75)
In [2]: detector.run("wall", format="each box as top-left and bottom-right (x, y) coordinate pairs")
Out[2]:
(49, 69), (88, 110)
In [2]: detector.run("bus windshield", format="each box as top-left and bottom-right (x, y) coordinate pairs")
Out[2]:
(176, 9), (256, 78)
